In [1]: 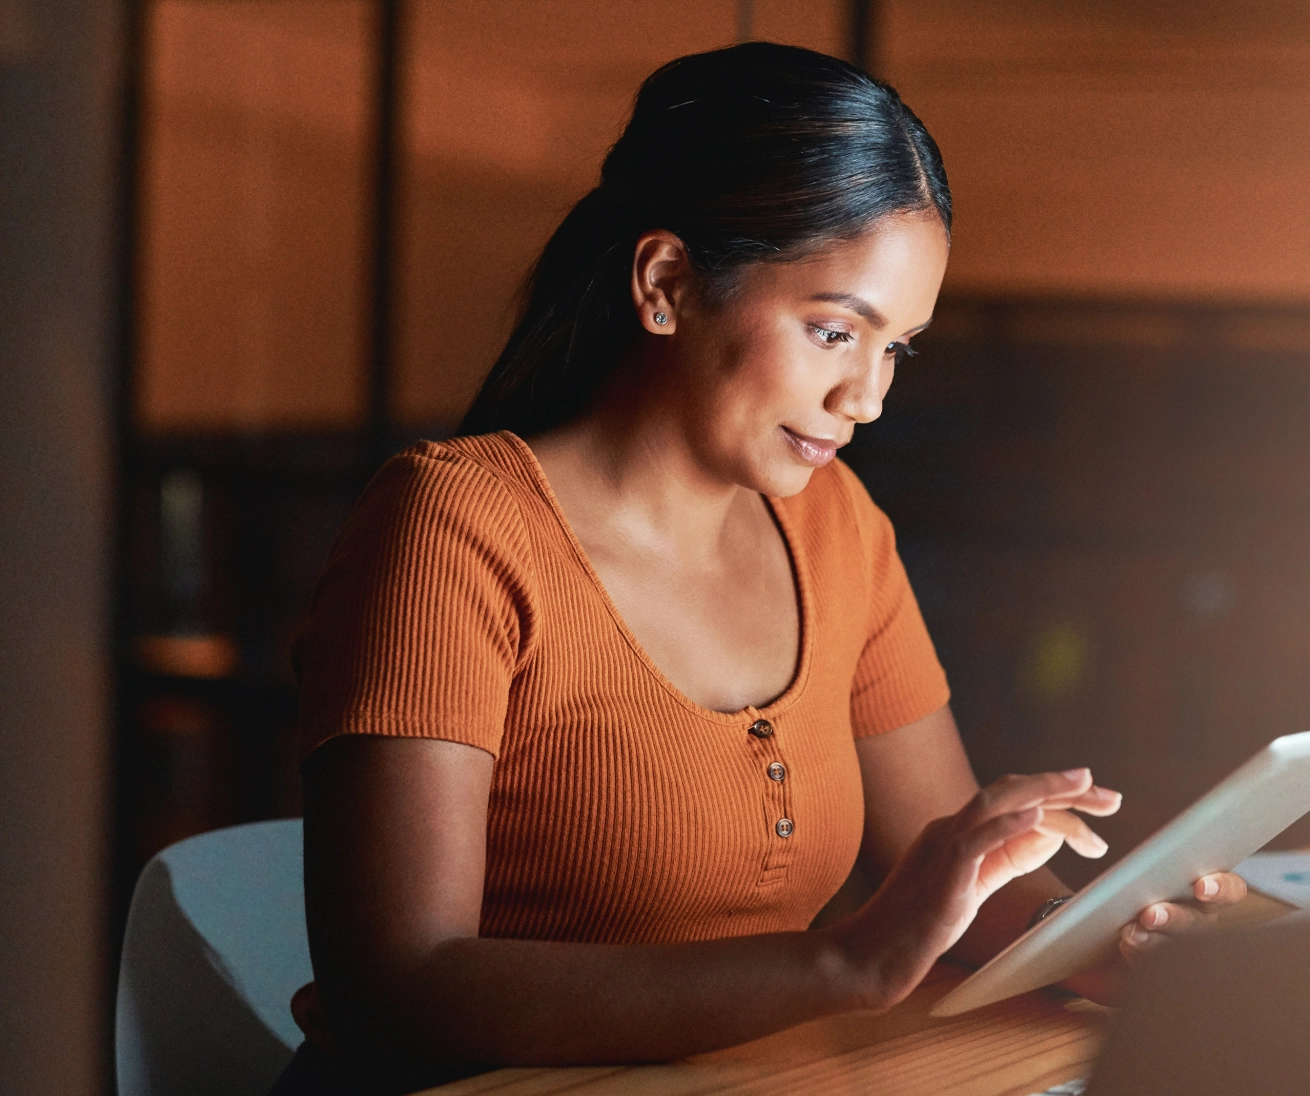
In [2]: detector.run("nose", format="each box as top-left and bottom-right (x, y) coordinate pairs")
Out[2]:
(830, 349), (890, 424)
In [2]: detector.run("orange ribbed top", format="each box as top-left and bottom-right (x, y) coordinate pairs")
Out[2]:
(293, 431), (949, 944)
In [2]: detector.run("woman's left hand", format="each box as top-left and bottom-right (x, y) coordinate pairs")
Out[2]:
(1059, 871), (1250, 1004)
(1117, 870), (1248, 965)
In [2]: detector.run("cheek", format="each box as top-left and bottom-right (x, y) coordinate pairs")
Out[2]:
(686, 315), (830, 458)
(738, 329), (827, 414)
(705, 332), (801, 422)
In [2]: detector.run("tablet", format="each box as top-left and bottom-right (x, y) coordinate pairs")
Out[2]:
(930, 730), (1310, 1017)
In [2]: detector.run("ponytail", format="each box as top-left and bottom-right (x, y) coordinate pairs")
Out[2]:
(459, 188), (643, 437)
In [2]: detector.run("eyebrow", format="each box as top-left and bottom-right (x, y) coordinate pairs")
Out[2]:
(810, 293), (888, 327)
(809, 292), (934, 337)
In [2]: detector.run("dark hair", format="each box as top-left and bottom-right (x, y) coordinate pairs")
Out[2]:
(459, 41), (950, 438)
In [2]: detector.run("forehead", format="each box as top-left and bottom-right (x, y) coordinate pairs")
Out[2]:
(736, 213), (950, 326)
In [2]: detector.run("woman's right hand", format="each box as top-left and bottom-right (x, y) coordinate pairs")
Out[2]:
(829, 768), (1121, 1012)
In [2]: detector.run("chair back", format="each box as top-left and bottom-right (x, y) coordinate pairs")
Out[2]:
(116, 819), (311, 1096)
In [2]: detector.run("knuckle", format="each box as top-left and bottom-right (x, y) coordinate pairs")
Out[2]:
(919, 816), (957, 852)
(923, 816), (952, 840)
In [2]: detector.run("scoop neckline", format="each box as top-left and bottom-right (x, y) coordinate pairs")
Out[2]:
(497, 430), (813, 727)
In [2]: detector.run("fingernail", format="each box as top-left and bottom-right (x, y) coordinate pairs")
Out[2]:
(1129, 925), (1149, 945)
(1091, 834), (1109, 855)
(1148, 905), (1167, 928)
(1201, 877), (1219, 898)
(1063, 768), (1089, 780)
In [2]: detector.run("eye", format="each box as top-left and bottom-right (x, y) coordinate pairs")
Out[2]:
(809, 325), (854, 346)
(886, 341), (918, 365)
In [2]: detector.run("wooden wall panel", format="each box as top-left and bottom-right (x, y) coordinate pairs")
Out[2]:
(136, 0), (371, 433)
(880, 0), (1310, 302)
(750, 0), (850, 59)
(134, 2), (1310, 428)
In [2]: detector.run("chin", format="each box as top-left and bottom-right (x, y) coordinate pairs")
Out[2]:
(751, 458), (818, 499)
(714, 434), (821, 498)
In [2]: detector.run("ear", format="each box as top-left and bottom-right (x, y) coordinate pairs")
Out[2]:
(630, 230), (691, 335)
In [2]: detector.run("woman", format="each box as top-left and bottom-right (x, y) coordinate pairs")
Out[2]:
(282, 43), (1245, 1094)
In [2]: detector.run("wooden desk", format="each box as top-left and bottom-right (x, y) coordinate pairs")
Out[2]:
(419, 890), (1293, 1096)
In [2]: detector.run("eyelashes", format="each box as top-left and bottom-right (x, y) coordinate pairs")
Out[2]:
(809, 325), (920, 365)
(810, 325), (854, 346)
(888, 341), (918, 365)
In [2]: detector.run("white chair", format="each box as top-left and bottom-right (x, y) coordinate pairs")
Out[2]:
(116, 819), (312, 1096)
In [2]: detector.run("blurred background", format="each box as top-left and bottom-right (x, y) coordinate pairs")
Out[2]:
(5, 0), (1310, 1091)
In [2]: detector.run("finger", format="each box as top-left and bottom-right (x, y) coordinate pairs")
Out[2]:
(960, 805), (1043, 861)
(1194, 872), (1248, 906)
(966, 770), (1093, 825)
(1033, 808), (1109, 859)
(1134, 901), (1216, 939)
(1119, 919), (1168, 965)
(1028, 784), (1122, 816)
(1068, 786), (1123, 817)
(978, 826), (1065, 887)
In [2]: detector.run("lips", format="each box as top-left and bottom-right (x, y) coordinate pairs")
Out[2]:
(781, 427), (843, 467)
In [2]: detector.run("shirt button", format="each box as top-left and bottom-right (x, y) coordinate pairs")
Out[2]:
(748, 719), (774, 739)
(767, 762), (786, 782)
(775, 818), (794, 838)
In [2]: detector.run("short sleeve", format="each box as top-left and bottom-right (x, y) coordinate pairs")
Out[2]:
(292, 447), (536, 763)
(833, 463), (950, 736)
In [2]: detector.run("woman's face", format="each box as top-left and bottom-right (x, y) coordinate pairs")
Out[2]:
(661, 213), (950, 498)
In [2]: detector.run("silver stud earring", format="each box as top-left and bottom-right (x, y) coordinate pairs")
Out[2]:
(653, 312), (668, 325)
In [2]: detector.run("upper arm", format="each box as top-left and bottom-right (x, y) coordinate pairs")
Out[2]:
(303, 735), (495, 1039)
(292, 450), (533, 1043)
(854, 703), (980, 880)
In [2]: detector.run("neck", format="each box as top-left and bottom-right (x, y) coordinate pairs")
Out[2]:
(526, 387), (755, 566)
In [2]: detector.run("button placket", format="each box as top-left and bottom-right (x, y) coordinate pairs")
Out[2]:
(746, 716), (794, 882)
(773, 746), (795, 843)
